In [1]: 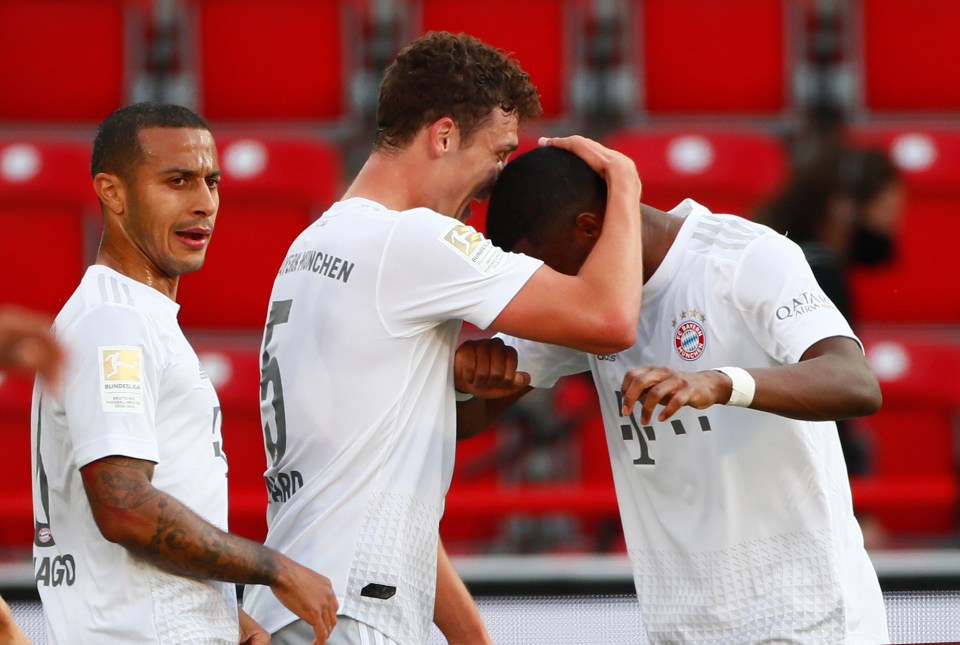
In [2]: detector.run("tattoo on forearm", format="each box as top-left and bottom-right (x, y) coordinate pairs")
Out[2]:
(90, 458), (281, 586)
(136, 494), (280, 586)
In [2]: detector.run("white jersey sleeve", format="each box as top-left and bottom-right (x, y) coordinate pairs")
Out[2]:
(62, 304), (162, 468)
(733, 232), (858, 365)
(496, 334), (591, 388)
(378, 211), (543, 335)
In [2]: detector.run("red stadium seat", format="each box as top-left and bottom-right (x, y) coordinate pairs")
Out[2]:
(443, 375), (622, 554)
(192, 339), (268, 541)
(411, 0), (589, 121)
(603, 127), (789, 217)
(0, 0), (148, 122)
(176, 136), (343, 330)
(184, 0), (359, 123)
(853, 0), (960, 116)
(0, 372), (36, 548)
(628, 0), (799, 118)
(844, 127), (960, 324)
(855, 329), (960, 534)
(0, 139), (96, 314)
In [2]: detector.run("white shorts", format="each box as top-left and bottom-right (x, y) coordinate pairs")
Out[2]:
(272, 616), (400, 645)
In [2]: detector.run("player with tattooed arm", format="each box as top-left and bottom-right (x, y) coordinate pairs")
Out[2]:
(31, 103), (338, 644)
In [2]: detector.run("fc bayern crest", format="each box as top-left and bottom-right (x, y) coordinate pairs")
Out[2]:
(673, 311), (706, 361)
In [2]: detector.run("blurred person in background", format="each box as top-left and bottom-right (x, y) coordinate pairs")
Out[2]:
(457, 146), (888, 644)
(0, 305), (63, 385)
(755, 145), (903, 480)
(0, 304), (64, 645)
(755, 145), (903, 325)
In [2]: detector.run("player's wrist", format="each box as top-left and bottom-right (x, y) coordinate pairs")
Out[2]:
(712, 366), (756, 407)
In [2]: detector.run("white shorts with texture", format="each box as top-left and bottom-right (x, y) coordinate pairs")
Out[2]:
(272, 616), (400, 645)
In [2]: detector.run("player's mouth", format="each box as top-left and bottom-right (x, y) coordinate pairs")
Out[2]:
(175, 227), (212, 250)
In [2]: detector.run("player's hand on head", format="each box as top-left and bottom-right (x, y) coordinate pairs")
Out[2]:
(620, 367), (721, 425)
(538, 135), (638, 185)
(271, 555), (338, 644)
(454, 338), (530, 399)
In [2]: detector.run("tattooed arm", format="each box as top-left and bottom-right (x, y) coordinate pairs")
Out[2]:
(80, 456), (338, 641)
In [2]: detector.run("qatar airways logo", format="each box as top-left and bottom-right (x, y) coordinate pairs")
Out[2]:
(775, 291), (836, 320)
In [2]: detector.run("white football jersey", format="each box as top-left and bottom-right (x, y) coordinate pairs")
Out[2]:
(242, 197), (542, 643)
(500, 200), (889, 644)
(31, 265), (237, 645)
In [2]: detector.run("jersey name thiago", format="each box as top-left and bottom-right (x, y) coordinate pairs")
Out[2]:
(32, 265), (237, 644)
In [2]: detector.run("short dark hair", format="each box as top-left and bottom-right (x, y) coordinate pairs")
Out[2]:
(487, 147), (607, 251)
(375, 31), (542, 150)
(91, 102), (210, 178)
(755, 144), (900, 243)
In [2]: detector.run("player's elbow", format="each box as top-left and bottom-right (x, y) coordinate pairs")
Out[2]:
(590, 310), (638, 354)
(847, 368), (883, 417)
(92, 510), (131, 545)
(858, 378), (883, 417)
(91, 506), (149, 548)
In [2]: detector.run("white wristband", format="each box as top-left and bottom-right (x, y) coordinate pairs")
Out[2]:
(713, 366), (756, 408)
(455, 390), (475, 402)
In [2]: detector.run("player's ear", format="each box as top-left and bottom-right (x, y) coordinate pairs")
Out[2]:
(428, 117), (458, 157)
(93, 172), (127, 216)
(574, 212), (602, 242)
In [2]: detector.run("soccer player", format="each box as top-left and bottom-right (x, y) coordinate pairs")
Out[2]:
(241, 32), (643, 645)
(457, 146), (889, 644)
(31, 103), (338, 644)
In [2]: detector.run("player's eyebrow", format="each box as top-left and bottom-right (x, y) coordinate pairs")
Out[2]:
(160, 167), (222, 179)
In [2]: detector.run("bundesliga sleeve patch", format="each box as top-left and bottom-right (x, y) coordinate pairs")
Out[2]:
(439, 224), (507, 274)
(98, 346), (144, 413)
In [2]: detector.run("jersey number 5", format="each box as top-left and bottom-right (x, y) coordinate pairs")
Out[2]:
(261, 300), (292, 467)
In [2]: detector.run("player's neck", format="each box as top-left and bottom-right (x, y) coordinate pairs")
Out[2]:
(640, 204), (683, 284)
(343, 150), (441, 213)
(95, 245), (179, 301)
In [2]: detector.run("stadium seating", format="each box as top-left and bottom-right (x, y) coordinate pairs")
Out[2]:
(844, 127), (960, 324)
(852, 0), (960, 116)
(626, 0), (799, 119)
(176, 135), (343, 330)
(411, 0), (589, 122)
(191, 339), (269, 541)
(0, 0), (148, 122)
(182, 0), (359, 123)
(443, 375), (623, 554)
(854, 328), (960, 534)
(0, 139), (96, 314)
(602, 127), (789, 217)
(0, 372), (36, 548)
